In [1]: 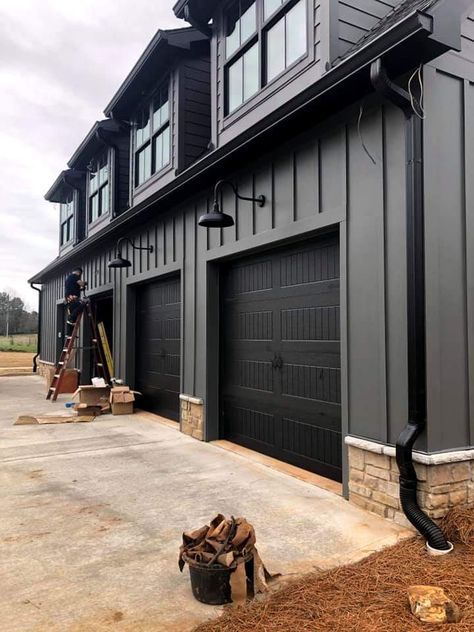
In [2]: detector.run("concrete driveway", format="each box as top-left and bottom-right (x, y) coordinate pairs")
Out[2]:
(0, 376), (410, 632)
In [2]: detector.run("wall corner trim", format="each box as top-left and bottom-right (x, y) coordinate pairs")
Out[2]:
(345, 435), (474, 466)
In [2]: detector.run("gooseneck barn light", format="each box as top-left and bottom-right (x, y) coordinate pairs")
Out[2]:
(198, 180), (266, 228)
(108, 237), (154, 269)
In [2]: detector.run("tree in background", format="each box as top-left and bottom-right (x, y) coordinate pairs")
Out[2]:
(0, 291), (38, 336)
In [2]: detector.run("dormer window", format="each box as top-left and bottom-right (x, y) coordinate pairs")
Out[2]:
(60, 192), (74, 246)
(88, 152), (109, 223)
(134, 82), (170, 188)
(225, 0), (307, 115)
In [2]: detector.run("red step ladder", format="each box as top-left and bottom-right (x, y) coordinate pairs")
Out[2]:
(46, 301), (111, 401)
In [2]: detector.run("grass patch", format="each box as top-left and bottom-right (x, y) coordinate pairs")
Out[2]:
(0, 334), (37, 353)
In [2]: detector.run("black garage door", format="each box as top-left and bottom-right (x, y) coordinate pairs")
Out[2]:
(136, 276), (181, 421)
(222, 235), (341, 481)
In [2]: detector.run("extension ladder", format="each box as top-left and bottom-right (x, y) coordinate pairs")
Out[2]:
(46, 301), (111, 401)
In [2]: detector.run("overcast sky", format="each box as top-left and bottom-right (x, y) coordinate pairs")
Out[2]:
(0, 0), (181, 310)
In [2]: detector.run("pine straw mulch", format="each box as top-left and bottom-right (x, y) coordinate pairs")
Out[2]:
(194, 505), (474, 632)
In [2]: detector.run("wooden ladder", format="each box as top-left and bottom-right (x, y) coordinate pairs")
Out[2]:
(46, 302), (111, 401)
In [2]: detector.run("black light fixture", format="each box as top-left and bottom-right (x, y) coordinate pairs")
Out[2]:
(198, 180), (266, 228)
(108, 237), (154, 269)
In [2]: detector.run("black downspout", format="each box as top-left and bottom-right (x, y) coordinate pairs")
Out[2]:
(30, 283), (42, 373)
(370, 59), (451, 552)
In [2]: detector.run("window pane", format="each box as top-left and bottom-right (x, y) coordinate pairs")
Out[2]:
(267, 17), (285, 81)
(240, 1), (256, 44)
(286, 0), (307, 66)
(136, 108), (150, 146)
(67, 217), (73, 242)
(99, 163), (108, 186)
(90, 193), (99, 223)
(100, 184), (109, 215)
(226, 1), (241, 58)
(243, 43), (259, 101)
(264, 0), (282, 19)
(228, 56), (243, 112)
(162, 125), (170, 166)
(89, 169), (98, 193)
(154, 133), (163, 172)
(136, 144), (152, 186)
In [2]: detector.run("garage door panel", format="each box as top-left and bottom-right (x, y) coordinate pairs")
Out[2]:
(280, 364), (341, 403)
(222, 235), (341, 481)
(136, 276), (181, 421)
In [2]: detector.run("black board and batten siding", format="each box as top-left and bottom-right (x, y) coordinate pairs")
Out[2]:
(39, 99), (411, 461)
(179, 56), (212, 170)
(421, 19), (474, 452)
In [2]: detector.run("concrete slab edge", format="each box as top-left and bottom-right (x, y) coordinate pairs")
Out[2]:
(345, 435), (474, 465)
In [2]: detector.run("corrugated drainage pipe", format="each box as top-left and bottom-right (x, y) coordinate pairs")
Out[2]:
(370, 59), (451, 553)
(30, 283), (42, 373)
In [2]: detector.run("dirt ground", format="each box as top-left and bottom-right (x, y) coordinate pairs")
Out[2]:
(0, 352), (34, 375)
(195, 507), (474, 632)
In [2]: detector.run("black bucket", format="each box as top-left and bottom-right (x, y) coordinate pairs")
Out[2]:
(184, 553), (253, 605)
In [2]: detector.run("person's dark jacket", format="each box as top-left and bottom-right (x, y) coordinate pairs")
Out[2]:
(65, 273), (81, 298)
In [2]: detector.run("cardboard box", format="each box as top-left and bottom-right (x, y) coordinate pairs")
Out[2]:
(110, 386), (136, 415)
(45, 367), (80, 394)
(72, 386), (111, 413)
(73, 403), (103, 416)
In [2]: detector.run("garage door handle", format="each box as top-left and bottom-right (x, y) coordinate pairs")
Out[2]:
(272, 354), (283, 370)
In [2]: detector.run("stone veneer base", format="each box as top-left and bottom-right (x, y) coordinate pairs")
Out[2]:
(36, 358), (54, 378)
(346, 436), (474, 529)
(180, 394), (204, 441)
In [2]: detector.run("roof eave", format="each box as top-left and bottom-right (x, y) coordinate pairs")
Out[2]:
(103, 28), (208, 119)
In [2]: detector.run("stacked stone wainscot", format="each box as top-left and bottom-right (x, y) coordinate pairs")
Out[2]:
(347, 437), (474, 529)
(180, 394), (204, 441)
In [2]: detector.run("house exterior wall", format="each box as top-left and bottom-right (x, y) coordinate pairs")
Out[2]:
(422, 16), (474, 453)
(39, 97), (410, 481)
(35, 4), (474, 525)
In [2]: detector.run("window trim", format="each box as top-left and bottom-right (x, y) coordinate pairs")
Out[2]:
(223, 0), (309, 116)
(87, 150), (110, 226)
(133, 79), (172, 190)
(59, 191), (75, 247)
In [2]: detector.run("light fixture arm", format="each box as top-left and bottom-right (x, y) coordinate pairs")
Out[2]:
(115, 236), (153, 255)
(213, 180), (265, 208)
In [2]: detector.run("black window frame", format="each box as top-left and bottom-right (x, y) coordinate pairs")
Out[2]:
(87, 150), (110, 225)
(224, 0), (308, 116)
(133, 80), (171, 189)
(59, 191), (74, 247)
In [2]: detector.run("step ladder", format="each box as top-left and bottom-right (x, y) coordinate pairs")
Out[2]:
(46, 301), (111, 401)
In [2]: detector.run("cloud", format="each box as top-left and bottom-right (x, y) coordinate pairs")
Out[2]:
(0, 0), (182, 309)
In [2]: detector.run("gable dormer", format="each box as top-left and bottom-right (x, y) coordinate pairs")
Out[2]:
(67, 119), (130, 238)
(104, 27), (211, 207)
(45, 169), (85, 255)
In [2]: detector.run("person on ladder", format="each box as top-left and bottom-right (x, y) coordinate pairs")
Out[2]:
(64, 267), (87, 334)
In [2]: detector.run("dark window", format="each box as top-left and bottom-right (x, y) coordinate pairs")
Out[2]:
(60, 192), (74, 246)
(88, 151), (109, 224)
(134, 82), (170, 188)
(224, 0), (307, 115)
